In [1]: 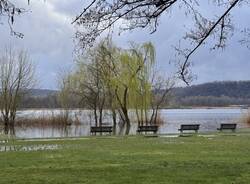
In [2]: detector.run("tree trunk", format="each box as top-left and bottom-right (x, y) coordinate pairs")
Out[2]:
(9, 120), (15, 136)
(94, 108), (98, 127)
(153, 106), (160, 125)
(99, 109), (103, 127)
(3, 116), (9, 135)
(123, 108), (131, 135)
(112, 109), (117, 135)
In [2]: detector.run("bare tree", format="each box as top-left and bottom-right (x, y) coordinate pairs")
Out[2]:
(0, 0), (30, 38)
(0, 47), (35, 135)
(149, 75), (175, 125)
(67, 50), (107, 128)
(73, 0), (246, 84)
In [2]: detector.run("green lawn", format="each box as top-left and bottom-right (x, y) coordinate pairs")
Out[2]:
(0, 133), (250, 184)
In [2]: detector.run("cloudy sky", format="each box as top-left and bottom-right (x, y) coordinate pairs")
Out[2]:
(0, 0), (250, 89)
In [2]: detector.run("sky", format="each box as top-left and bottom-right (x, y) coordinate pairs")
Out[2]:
(0, 0), (250, 89)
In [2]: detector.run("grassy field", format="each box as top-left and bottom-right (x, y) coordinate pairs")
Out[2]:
(0, 133), (250, 184)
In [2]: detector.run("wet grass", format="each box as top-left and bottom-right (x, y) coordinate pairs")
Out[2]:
(0, 133), (250, 184)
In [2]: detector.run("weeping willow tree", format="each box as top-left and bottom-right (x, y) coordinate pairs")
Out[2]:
(111, 51), (136, 135)
(108, 42), (157, 134)
(59, 40), (174, 135)
(110, 42), (174, 132)
(129, 43), (156, 126)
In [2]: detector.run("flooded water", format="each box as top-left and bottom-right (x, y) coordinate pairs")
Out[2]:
(3, 108), (248, 139)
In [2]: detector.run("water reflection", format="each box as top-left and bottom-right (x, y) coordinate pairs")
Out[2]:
(6, 108), (248, 138)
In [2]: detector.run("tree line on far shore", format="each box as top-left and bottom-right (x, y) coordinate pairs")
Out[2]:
(18, 81), (250, 109)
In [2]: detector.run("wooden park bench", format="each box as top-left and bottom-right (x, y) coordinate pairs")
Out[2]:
(178, 124), (200, 133)
(137, 125), (158, 134)
(217, 123), (237, 132)
(90, 126), (113, 135)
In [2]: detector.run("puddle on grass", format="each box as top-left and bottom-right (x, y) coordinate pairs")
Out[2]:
(198, 135), (217, 138)
(0, 144), (60, 152)
(19, 137), (90, 142)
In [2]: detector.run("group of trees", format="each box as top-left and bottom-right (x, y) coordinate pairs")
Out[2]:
(59, 40), (174, 135)
(0, 41), (173, 136)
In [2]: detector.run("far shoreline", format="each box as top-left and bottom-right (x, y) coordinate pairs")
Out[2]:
(17, 106), (250, 111)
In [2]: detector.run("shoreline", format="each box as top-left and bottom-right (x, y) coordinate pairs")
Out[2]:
(17, 106), (249, 111)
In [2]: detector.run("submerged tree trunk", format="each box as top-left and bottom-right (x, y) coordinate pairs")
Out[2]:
(4, 122), (9, 135)
(115, 87), (131, 135)
(99, 109), (103, 127)
(9, 120), (15, 136)
(94, 108), (98, 127)
(3, 114), (9, 135)
(135, 107), (141, 127)
(112, 109), (117, 135)
(122, 107), (131, 135)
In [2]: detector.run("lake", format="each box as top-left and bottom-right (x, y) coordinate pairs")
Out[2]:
(11, 108), (249, 138)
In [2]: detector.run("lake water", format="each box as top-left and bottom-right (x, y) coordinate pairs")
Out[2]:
(8, 108), (249, 138)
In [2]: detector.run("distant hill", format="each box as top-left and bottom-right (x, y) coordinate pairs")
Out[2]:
(28, 81), (250, 99)
(28, 89), (58, 98)
(174, 81), (250, 98)
(171, 81), (250, 107)
(20, 81), (250, 108)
